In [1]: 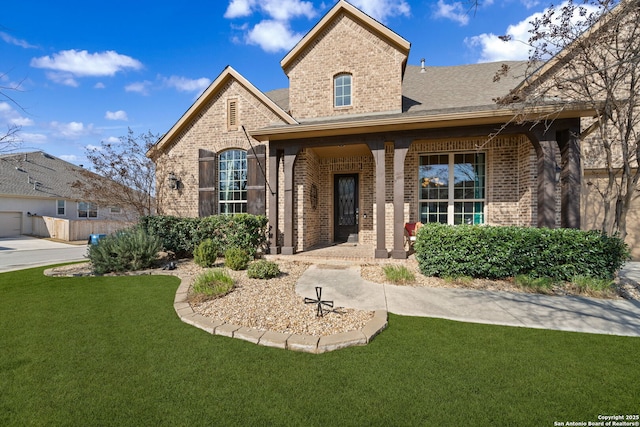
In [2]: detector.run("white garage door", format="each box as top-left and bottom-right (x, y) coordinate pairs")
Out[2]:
(0, 212), (22, 237)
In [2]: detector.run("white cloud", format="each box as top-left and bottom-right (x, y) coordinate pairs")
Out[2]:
(225, 0), (256, 18)
(0, 31), (37, 49)
(433, 0), (469, 26)
(125, 81), (152, 95)
(59, 154), (79, 162)
(348, 0), (411, 23)
(247, 20), (303, 52)
(31, 50), (143, 80)
(105, 110), (128, 121)
(465, 1), (600, 62)
(102, 137), (120, 144)
(86, 144), (104, 151)
(94, 82), (106, 89)
(0, 102), (34, 127)
(46, 72), (79, 87)
(49, 121), (94, 139)
(225, 0), (315, 20)
(21, 133), (48, 144)
(163, 76), (211, 93)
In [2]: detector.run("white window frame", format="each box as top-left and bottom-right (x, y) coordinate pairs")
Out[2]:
(418, 152), (486, 225)
(56, 200), (66, 216)
(218, 149), (247, 215)
(78, 201), (98, 219)
(334, 73), (352, 108)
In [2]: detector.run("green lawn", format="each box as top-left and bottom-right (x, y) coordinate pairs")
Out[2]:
(1, 266), (638, 426)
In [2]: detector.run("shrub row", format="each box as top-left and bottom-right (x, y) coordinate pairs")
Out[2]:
(414, 223), (630, 281)
(139, 214), (268, 257)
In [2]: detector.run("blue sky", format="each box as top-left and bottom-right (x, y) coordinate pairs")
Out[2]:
(1, 0), (562, 167)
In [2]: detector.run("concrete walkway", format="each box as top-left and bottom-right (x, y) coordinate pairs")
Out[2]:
(296, 263), (640, 337)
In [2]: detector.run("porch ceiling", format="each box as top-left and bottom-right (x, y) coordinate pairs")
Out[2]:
(311, 144), (370, 158)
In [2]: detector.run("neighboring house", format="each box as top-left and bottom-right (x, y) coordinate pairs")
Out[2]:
(148, 0), (639, 259)
(0, 151), (137, 239)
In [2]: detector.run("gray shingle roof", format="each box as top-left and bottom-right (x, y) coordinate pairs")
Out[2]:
(0, 151), (99, 200)
(264, 60), (528, 120)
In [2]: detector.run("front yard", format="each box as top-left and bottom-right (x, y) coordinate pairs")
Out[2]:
(1, 265), (638, 426)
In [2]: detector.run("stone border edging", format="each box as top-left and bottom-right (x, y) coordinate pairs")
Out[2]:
(174, 275), (388, 353)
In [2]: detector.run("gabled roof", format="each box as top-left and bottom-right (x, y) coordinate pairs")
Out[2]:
(280, 0), (411, 72)
(149, 66), (297, 158)
(0, 151), (100, 200)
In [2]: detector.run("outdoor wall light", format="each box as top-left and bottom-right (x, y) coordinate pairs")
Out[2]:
(168, 172), (180, 190)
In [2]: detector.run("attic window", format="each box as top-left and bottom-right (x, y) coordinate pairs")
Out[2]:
(334, 73), (352, 108)
(227, 99), (238, 130)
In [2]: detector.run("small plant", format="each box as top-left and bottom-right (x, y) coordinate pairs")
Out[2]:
(193, 239), (219, 268)
(247, 260), (281, 279)
(88, 227), (161, 274)
(443, 275), (474, 286)
(189, 269), (234, 303)
(514, 275), (557, 293)
(224, 247), (251, 271)
(382, 264), (415, 285)
(571, 275), (615, 294)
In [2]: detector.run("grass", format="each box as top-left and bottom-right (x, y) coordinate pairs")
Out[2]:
(382, 264), (415, 284)
(1, 266), (639, 426)
(190, 268), (235, 303)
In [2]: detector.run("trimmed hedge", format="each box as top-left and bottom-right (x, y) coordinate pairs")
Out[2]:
(414, 223), (630, 281)
(139, 214), (268, 258)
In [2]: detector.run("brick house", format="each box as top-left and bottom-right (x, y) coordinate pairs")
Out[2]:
(149, 0), (636, 259)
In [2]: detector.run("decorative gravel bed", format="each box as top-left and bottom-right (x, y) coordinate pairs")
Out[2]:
(47, 258), (640, 338)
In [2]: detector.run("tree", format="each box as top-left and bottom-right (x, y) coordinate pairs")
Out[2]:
(73, 128), (159, 217)
(499, 0), (640, 239)
(1, 71), (25, 154)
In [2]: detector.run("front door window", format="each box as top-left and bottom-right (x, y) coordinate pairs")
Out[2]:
(334, 174), (358, 242)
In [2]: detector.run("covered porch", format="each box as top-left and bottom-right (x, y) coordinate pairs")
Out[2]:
(257, 118), (583, 259)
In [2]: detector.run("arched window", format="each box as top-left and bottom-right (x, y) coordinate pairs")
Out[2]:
(218, 149), (247, 214)
(334, 73), (352, 107)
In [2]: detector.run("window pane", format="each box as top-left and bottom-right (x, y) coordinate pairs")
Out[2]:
(419, 152), (485, 225)
(334, 74), (352, 107)
(219, 149), (247, 215)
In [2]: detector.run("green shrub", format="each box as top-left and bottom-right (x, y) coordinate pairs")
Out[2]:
(88, 227), (161, 274)
(193, 239), (219, 268)
(190, 269), (234, 301)
(247, 260), (281, 279)
(382, 265), (415, 285)
(224, 247), (251, 271)
(414, 223), (630, 281)
(139, 214), (268, 257)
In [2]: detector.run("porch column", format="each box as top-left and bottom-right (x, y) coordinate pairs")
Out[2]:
(391, 139), (411, 259)
(367, 138), (388, 258)
(281, 145), (298, 255)
(557, 126), (581, 229)
(268, 146), (281, 254)
(532, 129), (558, 229)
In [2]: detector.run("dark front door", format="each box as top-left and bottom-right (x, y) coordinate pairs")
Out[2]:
(334, 174), (359, 242)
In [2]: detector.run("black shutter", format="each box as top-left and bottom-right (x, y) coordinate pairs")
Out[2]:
(246, 144), (266, 215)
(199, 149), (217, 217)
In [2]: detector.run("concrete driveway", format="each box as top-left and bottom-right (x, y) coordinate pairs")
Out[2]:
(0, 236), (88, 273)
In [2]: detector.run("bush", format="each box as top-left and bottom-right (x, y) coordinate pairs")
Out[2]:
(224, 247), (251, 271)
(414, 223), (630, 281)
(193, 239), (219, 268)
(382, 265), (415, 285)
(190, 269), (234, 302)
(88, 227), (161, 274)
(247, 260), (281, 279)
(139, 214), (268, 257)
